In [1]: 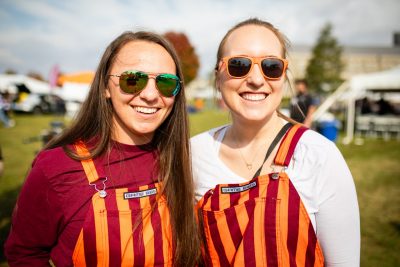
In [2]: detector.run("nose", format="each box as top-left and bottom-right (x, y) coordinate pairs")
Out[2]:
(138, 78), (159, 101)
(246, 63), (265, 87)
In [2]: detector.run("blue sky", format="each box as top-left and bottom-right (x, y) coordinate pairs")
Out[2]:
(0, 0), (399, 79)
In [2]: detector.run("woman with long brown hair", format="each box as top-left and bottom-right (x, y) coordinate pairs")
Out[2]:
(5, 30), (201, 266)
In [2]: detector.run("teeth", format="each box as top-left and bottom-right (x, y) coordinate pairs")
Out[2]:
(241, 93), (267, 101)
(134, 106), (158, 114)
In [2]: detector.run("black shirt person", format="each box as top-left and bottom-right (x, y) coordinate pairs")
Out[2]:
(289, 79), (317, 127)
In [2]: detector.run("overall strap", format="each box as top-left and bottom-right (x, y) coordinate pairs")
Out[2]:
(252, 122), (292, 178)
(74, 141), (104, 183)
(274, 124), (308, 167)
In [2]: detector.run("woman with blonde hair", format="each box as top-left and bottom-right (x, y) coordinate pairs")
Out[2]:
(192, 18), (360, 266)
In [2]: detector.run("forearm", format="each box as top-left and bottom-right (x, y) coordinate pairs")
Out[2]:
(4, 164), (59, 265)
(5, 242), (52, 266)
(316, 147), (360, 266)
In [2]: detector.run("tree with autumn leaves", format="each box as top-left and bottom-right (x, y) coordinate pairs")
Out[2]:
(163, 31), (200, 85)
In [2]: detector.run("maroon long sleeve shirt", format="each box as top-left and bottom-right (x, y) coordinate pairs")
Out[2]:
(4, 142), (157, 266)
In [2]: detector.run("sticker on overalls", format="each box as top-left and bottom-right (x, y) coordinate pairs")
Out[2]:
(221, 181), (257, 194)
(124, 188), (158, 199)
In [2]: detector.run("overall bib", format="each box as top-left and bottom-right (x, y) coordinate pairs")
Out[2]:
(197, 124), (324, 267)
(72, 142), (173, 266)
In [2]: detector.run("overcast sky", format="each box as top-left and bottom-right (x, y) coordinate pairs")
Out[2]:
(0, 0), (399, 79)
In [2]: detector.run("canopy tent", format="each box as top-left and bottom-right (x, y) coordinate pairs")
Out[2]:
(0, 73), (92, 118)
(312, 65), (400, 144)
(57, 71), (95, 86)
(0, 74), (61, 94)
(58, 82), (90, 103)
(55, 72), (94, 118)
(55, 82), (90, 118)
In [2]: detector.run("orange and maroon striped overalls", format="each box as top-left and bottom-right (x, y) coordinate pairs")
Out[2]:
(197, 124), (324, 267)
(72, 142), (173, 266)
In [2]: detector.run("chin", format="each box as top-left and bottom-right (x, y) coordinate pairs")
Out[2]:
(131, 126), (157, 136)
(135, 119), (166, 132)
(240, 109), (273, 120)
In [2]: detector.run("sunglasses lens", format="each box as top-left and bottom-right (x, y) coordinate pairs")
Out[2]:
(119, 71), (148, 94)
(156, 74), (180, 97)
(227, 57), (252, 77)
(117, 71), (180, 97)
(261, 59), (284, 78)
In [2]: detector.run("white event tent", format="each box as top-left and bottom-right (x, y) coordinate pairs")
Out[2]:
(0, 74), (60, 94)
(312, 65), (400, 144)
(0, 74), (91, 118)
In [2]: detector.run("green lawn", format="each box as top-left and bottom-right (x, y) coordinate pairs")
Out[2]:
(340, 140), (400, 266)
(0, 111), (399, 266)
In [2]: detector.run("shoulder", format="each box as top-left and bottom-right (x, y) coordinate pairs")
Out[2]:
(32, 146), (82, 182)
(190, 125), (228, 148)
(190, 125), (229, 171)
(19, 146), (83, 204)
(293, 128), (343, 165)
(298, 129), (338, 151)
(287, 128), (352, 214)
(34, 146), (77, 166)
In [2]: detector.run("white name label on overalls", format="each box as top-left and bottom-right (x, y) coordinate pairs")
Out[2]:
(124, 188), (158, 199)
(221, 181), (257, 194)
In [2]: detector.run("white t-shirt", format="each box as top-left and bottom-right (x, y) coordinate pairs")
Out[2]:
(191, 125), (360, 267)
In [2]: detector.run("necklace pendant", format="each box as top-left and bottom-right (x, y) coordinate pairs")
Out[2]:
(99, 190), (107, 198)
(246, 163), (252, 170)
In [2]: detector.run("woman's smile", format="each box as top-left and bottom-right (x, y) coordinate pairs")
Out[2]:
(240, 92), (269, 101)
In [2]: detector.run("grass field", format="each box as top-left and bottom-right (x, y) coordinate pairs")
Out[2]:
(0, 111), (399, 266)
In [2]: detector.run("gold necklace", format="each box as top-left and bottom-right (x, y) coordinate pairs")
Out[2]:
(231, 129), (267, 171)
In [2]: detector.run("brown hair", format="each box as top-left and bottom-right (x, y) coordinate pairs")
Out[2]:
(45, 31), (200, 266)
(215, 17), (297, 124)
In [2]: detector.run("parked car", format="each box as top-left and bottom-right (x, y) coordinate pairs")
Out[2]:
(12, 93), (66, 115)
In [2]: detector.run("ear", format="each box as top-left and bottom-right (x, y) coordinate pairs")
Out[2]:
(105, 87), (111, 98)
(214, 70), (221, 91)
(214, 61), (224, 91)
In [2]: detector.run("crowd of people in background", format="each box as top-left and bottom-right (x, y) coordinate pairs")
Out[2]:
(356, 94), (399, 115)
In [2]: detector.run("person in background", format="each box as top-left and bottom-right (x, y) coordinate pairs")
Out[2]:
(289, 78), (318, 127)
(191, 18), (360, 266)
(0, 92), (14, 128)
(356, 96), (372, 115)
(5, 30), (201, 266)
(376, 94), (394, 115)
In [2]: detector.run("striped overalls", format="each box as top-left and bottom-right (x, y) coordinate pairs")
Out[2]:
(72, 142), (173, 266)
(197, 124), (324, 267)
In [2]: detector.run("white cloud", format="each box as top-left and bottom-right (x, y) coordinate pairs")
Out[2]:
(0, 48), (24, 67)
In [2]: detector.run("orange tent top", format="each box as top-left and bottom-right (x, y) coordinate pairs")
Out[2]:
(58, 71), (95, 85)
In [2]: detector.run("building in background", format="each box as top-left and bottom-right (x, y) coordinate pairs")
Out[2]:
(188, 34), (400, 102)
(289, 33), (400, 80)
